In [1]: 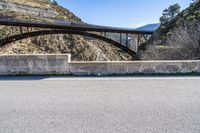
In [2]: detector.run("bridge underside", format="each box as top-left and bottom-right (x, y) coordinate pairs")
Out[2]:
(0, 21), (153, 58)
(0, 29), (137, 57)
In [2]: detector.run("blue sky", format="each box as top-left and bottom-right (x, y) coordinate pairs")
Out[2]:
(55, 0), (191, 28)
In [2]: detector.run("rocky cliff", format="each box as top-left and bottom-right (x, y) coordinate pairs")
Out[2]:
(142, 0), (200, 60)
(0, 0), (132, 61)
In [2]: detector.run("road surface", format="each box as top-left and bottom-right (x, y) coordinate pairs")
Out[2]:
(0, 76), (200, 133)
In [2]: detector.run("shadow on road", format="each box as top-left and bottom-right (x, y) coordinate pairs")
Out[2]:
(0, 73), (199, 81)
(0, 76), (51, 81)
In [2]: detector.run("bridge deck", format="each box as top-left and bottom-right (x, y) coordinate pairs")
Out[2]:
(0, 18), (153, 35)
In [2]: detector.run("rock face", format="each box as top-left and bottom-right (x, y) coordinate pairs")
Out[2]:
(0, 0), (132, 61)
(142, 1), (200, 60)
(0, 1), (58, 18)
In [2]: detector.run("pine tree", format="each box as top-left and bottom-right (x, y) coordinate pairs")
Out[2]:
(160, 4), (181, 25)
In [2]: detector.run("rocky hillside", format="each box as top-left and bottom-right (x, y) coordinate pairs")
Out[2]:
(0, 0), (132, 61)
(142, 0), (200, 60)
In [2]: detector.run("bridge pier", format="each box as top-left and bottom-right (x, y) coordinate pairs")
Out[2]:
(27, 27), (29, 33)
(143, 34), (147, 41)
(126, 33), (128, 47)
(120, 33), (122, 44)
(19, 26), (23, 36)
(137, 34), (143, 45)
(11, 28), (13, 35)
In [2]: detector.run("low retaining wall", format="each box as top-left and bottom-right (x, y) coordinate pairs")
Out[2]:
(0, 54), (71, 75)
(70, 61), (200, 75)
(0, 54), (199, 75)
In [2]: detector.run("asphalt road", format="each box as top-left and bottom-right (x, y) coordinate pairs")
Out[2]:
(0, 76), (200, 133)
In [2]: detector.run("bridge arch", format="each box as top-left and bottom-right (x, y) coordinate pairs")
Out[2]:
(0, 29), (137, 57)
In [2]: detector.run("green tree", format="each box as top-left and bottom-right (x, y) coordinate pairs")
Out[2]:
(160, 3), (181, 25)
(52, 0), (58, 5)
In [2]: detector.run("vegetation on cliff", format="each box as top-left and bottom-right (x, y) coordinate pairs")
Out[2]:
(141, 0), (200, 60)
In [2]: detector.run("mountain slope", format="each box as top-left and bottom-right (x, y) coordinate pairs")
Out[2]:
(142, 1), (200, 60)
(136, 23), (160, 31)
(0, 0), (132, 61)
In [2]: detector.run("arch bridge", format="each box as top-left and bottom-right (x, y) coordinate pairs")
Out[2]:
(0, 18), (153, 57)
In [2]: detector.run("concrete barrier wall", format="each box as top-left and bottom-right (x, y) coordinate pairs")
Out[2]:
(0, 54), (200, 75)
(0, 54), (71, 75)
(70, 61), (200, 75)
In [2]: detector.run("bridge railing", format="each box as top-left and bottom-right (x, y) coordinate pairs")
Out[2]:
(0, 18), (154, 34)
